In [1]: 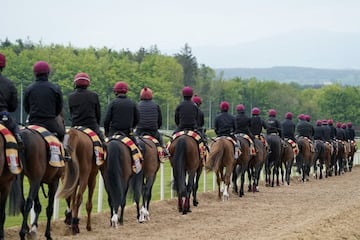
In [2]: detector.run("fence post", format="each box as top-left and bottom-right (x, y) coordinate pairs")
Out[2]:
(97, 174), (104, 212)
(160, 163), (165, 200)
(203, 167), (207, 192)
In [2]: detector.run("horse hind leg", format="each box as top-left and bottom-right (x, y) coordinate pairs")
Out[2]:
(86, 171), (98, 231)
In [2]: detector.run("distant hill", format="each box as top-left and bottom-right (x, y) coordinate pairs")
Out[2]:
(215, 66), (360, 86)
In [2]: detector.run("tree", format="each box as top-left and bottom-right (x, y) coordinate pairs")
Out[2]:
(174, 43), (198, 87)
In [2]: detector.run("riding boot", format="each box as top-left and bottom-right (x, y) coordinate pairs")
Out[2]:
(64, 148), (71, 161)
(15, 133), (24, 151)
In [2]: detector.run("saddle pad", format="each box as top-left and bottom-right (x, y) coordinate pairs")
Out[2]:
(27, 125), (65, 167)
(107, 135), (143, 174)
(237, 133), (256, 155)
(0, 124), (21, 174)
(169, 130), (207, 162)
(73, 126), (104, 166)
(142, 135), (163, 157)
(287, 139), (299, 156)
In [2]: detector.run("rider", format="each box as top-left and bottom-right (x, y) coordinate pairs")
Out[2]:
(135, 86), (168, 156)
(103, 81), (141, 149)
(24, 61), (66, 141)
(328, 119), (337, 140)
(296, 114), (314, 139)
(249, 107), (267, 138)
(0, 53), (23, 173)
(266, 109), (282, 137)
(174, 86), (199, 133)
(313, 120), (325, 141)
(347, 122), (355, 141)
(192, 94), (209, 150)
(68, 72), (105, 146)
(282, 112), (296, 142)
(234, 104), (255, 155)
(0, 53), (23, 147)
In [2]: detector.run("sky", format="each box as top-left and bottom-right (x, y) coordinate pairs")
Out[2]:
(3, 0), (360, 68)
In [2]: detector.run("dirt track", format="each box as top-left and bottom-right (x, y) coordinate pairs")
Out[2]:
(5, 166), (360, 240)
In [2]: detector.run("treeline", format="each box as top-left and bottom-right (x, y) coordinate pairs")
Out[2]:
(1, 39), (360, 130)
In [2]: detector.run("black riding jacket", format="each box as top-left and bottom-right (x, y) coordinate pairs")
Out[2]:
(174, 98), (199, 130)
(282, 119), (296, 141)
(296, 120), (314, 138)
(347, 127), (355, 140)
(266, 116), (282, 136)
(68, 87), (101, 129)
(234, 111), (252, 136)
(103, 94), (139, 136)
(250, 115), (267, 135)
(322, 124), (331, 142)
(336, 127), (345, 140)
(0, 74), (18, 113)
(214, 111), (235, 137)
(137, 99), (162, 131)
(313, 125), (325, 140)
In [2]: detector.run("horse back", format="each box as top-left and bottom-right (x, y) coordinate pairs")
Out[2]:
(142, 138), (160, 177)
(169, 135), (200, 172)
(67, 128), (95, 170)
(20, 128), (62, 182)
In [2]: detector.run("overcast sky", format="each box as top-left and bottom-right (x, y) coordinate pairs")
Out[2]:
(3, 0), (360, 68)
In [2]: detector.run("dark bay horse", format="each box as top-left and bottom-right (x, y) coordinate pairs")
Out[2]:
(265, 134), (282, 187)
(205, 137), (235, 201)
(247, 138), (267, 192)
(347, 140), (357, 172)
(101, 137), (143, 228)
(168, 134), (201, 214)
(0, 126), (20, 240)
(57, 127), (101, 234)
(312, 140), (325, 179)
(232, 135), (251, 197)
(138, 136), (160, 223)
(280, 139), (297, 185)
(12, 117), (65, 240)
(322, 142), (333, 178)
(296, 136), (314, 182)
(334, 140), (346, 175)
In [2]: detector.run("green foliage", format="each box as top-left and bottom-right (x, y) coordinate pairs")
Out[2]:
(1, 39), (360, 129)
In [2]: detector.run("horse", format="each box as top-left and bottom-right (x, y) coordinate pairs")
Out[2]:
(0, 125), (21, 240)
(296, 136), (314, 182)
(10, 115), (65, 240)
(57, 127), (102, 234)
(101, 136), (143, 228)
(322, 141), (333, 178)
(347, 140), (357, 172)
(280, 139), (296, 185)
(265, 133), (282, 187)
(232, 135), (251, 197)
(138, 136), (160, 223)
(334, 140), (346, 176)
(312, 140), (325, 179)
(205, 137), (235, 201)
(247, 137), (267, 192)
(168, 134), (201, 214)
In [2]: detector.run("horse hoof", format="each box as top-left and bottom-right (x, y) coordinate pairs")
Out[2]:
(193, 200), (199, 207)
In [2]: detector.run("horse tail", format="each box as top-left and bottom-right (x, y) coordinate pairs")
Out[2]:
(58, 131), (80, 199)
(172, 137), (186, 196)
(205, 140), (224, 172)
(105, 140), (125, 209)
(8, 174), (23, 216)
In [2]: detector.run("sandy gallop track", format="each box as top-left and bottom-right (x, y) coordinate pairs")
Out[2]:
(6, 167), (360, 240)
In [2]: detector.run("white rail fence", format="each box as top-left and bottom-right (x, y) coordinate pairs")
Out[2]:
(45, 151), (360, 220)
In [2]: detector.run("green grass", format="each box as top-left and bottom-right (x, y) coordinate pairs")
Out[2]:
(5, 161), (216, 228)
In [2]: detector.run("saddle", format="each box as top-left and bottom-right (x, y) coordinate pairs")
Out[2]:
(168, 130), (208, 163)
(142, 135), (165, 162)
(300, 136), (315, 153)
(285, 138), (299, 157)
(26, 125), (65, 168)
(255, 134), (269, 150)
(0, 124), (22, 174)
(73, 126), (105, 166)
(107, 135), (143, 174)
(214, 136), (241, 159)
(236, 133), (256, 156)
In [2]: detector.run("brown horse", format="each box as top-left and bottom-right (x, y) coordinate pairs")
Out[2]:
(168, 134), (201, 214)
(100, 137), (143, 227)
(334, 140), (346, 175)
(347, 140), (357, 172)
(296, 136), (314, 182)
(205, 137), (235, 201)
(138, 136), (160, 222)
(0, 126), (20, 240)
(322, 141), (333, 178)
(280, 139), (296, 185)
(12, 116), (65, 240)
(247, 138), (267, 192)
(57, 127), (101, 234)
(265, 134), (282, 187)
(232, 135), (251, 197)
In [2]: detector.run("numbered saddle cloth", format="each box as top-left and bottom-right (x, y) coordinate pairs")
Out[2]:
(27, 125), (65, 167)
